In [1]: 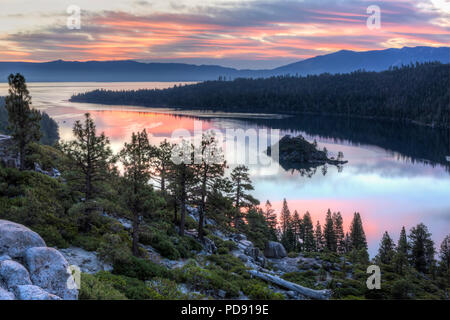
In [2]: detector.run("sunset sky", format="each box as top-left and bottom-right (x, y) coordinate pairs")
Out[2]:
(1, 0), (449, 68)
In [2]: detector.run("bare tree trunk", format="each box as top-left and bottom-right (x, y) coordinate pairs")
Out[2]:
(19, 143), (25, 171)
(179, 171), (186, 237)
(248, 270), (331, 300)
(132, 212), (140, 257)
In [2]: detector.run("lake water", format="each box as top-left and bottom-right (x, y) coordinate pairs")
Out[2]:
(1, 82), (449, 257)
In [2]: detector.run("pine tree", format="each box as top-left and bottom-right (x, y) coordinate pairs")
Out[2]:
(302, 211), (315, 252)
(280, 220), (296, 253)
(324, 209), (337, 252)
(344, 232), (351, 253)
(230, 165), (258, 227)
(61, 113), (115, 201)
(5, 73), (41, 170)
(438, 235), (450, 275)
(292, 210), (302, 250)
(375, 231), (396, 265)
(120, 129), (157, 256)
(151, 139), (173, 192)
(315, 221), (324, 252)
(193, 133), (227, 240)
(333, 212), (345, 254)
(394, 226), (409, 274)
(280, 199), (291, 235)
(409, 223), (435, 273)
(263, 200), (278, 241)
(349, 212), (367, 250)
(279, 199), (295, 251)
(169, 139), (196, 236)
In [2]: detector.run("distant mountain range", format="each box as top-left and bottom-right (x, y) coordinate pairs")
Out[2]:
(0, 46), (448, 82)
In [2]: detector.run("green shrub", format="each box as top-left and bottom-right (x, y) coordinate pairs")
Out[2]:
(243, 281), (284, 300)
(147, 277), (186, 299)
(112, 255), (169, 280)
(79, 273), (127, 300)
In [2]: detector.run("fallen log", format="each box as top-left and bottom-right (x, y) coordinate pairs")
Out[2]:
(248, 269), (331, 300)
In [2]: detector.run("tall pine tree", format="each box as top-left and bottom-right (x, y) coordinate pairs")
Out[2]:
(5, 73), (41, 170)
(263, 200), (278, 241)
(375, 231), (396, 265)
(333, 212), (345, 253)
(409, 223), (435, 273)
(302, 211), (315, 252)
(61, 113), (115, 202)
(315, 221), (324, 252)
(193, 133), (227, 241)
(120, 129), (159, 256)
(280, 198), (291, 235)
(394, 226), (409, 274)
(324, 209), (337, 252)
(349, 212), (367, 250)
(230, 165), (258, 227)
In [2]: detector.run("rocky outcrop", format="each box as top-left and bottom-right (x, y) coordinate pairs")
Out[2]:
(0, 220), (46, 258)
(60, 247), (112, 274)
(264, 241), (287, 259)
(13, 285), (61, 300)
(23, 247), (78, 300)
(0, 220), (78, 300)
(0, 260), (32, 289)
(0, 287), (15, 300)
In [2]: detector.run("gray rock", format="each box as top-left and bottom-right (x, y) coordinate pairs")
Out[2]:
(60, 247), (112, 274)
(234, 234), (247, 241)
(23, 247), (78, 300)
(264, 241), (287, 259)
(0, 260), (32, 289)
(0, 220), (46, 258)
(0, 255), (11, 262)
(238, 254), (248, 263)
(217, 290), (226, 298)
(0, 287), (15, 300)
(13, 285), (61, 300)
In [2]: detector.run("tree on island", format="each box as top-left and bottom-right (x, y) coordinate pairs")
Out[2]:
(5, 73), (41, 170)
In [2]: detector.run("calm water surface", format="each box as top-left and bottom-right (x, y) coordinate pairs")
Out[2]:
(1, 82), (449, 256)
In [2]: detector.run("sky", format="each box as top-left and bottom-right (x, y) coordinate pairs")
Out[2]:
(0, 0), (449, 69)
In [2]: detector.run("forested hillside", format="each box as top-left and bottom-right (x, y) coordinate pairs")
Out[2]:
(0, 96), (59, 145)
(71, 63), (450, 128)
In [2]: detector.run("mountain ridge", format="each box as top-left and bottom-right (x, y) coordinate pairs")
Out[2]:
(0, 46), (448, 82)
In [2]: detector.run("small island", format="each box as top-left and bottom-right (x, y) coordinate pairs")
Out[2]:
(267, 135), (348, 171)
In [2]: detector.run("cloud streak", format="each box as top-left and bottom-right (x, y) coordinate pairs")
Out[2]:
(1, 0), (449, 68)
